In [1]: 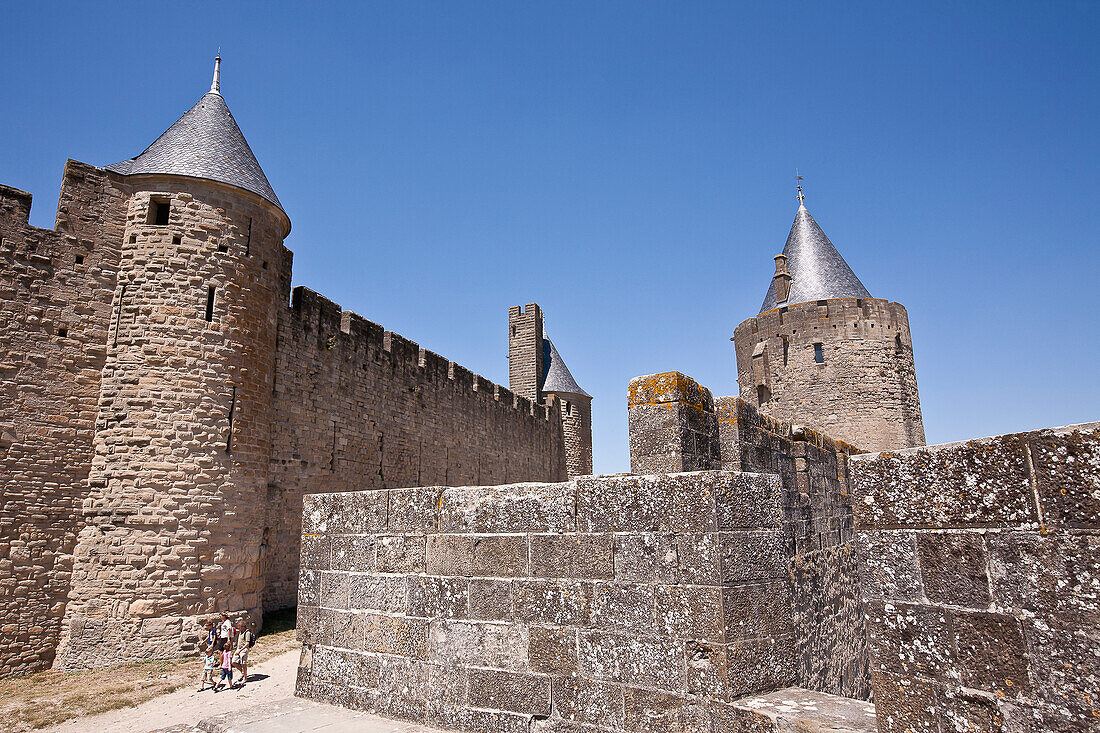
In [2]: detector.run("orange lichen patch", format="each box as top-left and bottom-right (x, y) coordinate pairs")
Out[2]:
(627, 371), (712, 410)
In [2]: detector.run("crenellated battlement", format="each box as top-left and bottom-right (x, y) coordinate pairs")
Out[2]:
(284, 285), (553, 422)
(735, 296), (911, 345)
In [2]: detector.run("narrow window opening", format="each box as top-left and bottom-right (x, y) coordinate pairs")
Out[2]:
(757, 385), (771, 405)
(113, 284), (126, 347)
(147, 198), (170, 226)
(782, 336), (789, 366)
(330, 420), (338, 473)
(129, 234), (137, 244)
(895, 334), (904, 353)
(172, 235), (181, 245)
(225, 386), (237, 453)
(205, 286), (216, 322)
(245, 217), (253, 256)
(75, 255), (84, 265)
(511, 325), (516, 337)
(814, 343), (825, 364)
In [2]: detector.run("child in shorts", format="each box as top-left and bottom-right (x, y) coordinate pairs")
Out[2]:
(214, 644), (233, 692)
(197, 642), (217, 691)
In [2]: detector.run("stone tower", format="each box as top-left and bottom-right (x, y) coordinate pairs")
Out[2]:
(509, 304), (593, 476)
(56, 58), (292, 668)
(732, 189), (925, 452)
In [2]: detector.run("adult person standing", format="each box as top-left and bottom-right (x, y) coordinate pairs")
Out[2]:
(232, 618), (255, 687)
(218, 612), (235, 650)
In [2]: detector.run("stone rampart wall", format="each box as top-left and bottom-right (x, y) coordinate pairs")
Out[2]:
(850, 422), (1100, 732)
(264, 287), (568, 610)
(628, 372), (871, 700)
(295, 471), (810, 731)
(0, 164), (127, 675)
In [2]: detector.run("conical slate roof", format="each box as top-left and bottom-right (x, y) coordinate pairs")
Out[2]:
(106, 80), (283, 212)
(541, 337), (590, 398)
(759, 203), (871, 312)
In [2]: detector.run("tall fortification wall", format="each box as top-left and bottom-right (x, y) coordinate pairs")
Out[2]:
(264, 286), (568, 610)
(734, 297), (925, 452)
(0, 163), (128, 676)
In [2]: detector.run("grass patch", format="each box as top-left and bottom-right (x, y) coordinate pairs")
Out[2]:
(0, 607), (300, 731)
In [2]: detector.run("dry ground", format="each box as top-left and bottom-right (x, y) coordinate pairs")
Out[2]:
(0, 608), (300, 733)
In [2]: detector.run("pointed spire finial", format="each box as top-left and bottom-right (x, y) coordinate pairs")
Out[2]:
(210, 50), (222, 95)
(796, 170), (805, 209)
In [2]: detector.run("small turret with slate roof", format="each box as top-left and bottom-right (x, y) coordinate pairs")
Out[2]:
(732, 185), (926, 452)
(509, 304), (594, 477)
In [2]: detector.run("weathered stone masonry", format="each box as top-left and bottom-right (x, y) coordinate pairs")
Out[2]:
(0, 165), (127, 677)
(850, 422), (1100, 732)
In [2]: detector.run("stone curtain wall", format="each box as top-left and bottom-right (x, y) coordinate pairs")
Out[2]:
(628, 372), (871, 700)
(264, 287), (567, 610)
(57, 176), (290, 670)
(0, 165), (127, 676)
(733, 297), (925, 452)
(294, 471), (824, 731)
(850, 423), (1100, 732)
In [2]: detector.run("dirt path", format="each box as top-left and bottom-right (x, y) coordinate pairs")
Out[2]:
(36, 649), (300, 733)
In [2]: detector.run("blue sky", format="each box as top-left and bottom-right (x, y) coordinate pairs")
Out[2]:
(3, 2), (1099, 473)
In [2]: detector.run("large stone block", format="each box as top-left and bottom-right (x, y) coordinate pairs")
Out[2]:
(348, 573), (407, 614)
(621, 687), (710, 732)
(612, 532), (718, 585)
(853, 530), (922, 602)
(718, 530), (787, 584)
(425, 534), (527, 578)
(577, 630), (685, 689)
(513, 579), (593, 626)
(440, 482), (575, 533)
(358, 612), (428, 659)
(722, 580), (793, 641)
(870, 670), (943, 733)
(388, 487), (442, 533)
(953, 610), (1030, 697)
(551, 672), (625, 730)
(715, 473), (783, 530)
(529, 625), (578, 674)
(330, 535), (375, 572)
(468, 578), (512, 621)
(530, 534), (613, 579)
(406, 576), (468, 619)
(311, 645), (381, 686)
(1029, 424), (1100, 529)
(849, 434), (1038, 529)
(376, 535), (425, 574)
(864, 601), (956, 681)
(467, 668), (551, 716)
(655, 585), (724, 642)
(428, 619), (529, 671)
(915, 531), (991, 607)
(591, 582), (656, 632)
(576, 472), (722, 533)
